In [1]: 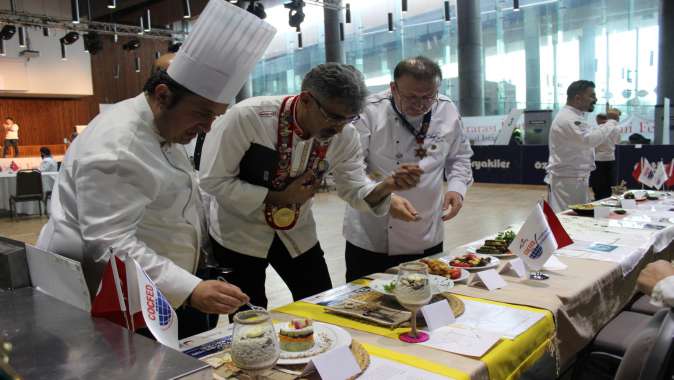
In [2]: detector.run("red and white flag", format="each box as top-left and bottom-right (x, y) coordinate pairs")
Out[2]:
(653, 161), (670, 190)
(665, 159), (674, 188)
(508, 201), (573, 271)
(637, 158), (656, 188)
(91, 253), (178, 349)
(631, 157), (644, 182)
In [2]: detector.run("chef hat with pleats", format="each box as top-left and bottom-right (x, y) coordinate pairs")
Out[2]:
(167, 0), (276, 104)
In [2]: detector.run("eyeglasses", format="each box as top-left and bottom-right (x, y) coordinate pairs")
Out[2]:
(393, 82), (438, 106)
(308, 92), (360, 125)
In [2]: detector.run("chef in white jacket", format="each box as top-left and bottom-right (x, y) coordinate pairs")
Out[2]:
(37, 0), (276, 338)
(343, 56), (473, 281)
(199, 63), (423, 309)
(546, 80), (621, 212)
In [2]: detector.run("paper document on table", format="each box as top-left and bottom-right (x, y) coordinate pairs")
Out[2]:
(557, 240), (648, 276)
(420, 326), (501, 357)
(454, 299), (544, 340)
(359, 356), (457, 380)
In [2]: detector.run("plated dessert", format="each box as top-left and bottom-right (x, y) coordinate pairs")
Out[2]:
(278, 319), (314, 352)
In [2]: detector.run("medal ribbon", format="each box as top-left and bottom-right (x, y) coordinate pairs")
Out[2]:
(264, 96), (330, 230)
(389, 97), (433, 158)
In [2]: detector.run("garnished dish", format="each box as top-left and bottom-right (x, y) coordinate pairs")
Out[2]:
(448, 254), (500, 271)
(474, 230), (515, 255)
(369, 275), (454, 295)
(420, 258), (463, 279)
(569, 203), (595, 216)
(622, 190), (647, 201)
(278, 319), (314, 352)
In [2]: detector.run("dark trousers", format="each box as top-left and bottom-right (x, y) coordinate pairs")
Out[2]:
(211, 234), (333, 309)
(345, 241), (443, 283)
(590, 160), (617, 201)
(3, 139), (18, 157)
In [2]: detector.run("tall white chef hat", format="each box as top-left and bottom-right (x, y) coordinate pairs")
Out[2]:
(167, 0), (276, 104)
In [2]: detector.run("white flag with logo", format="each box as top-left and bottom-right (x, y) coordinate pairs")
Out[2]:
(652, 161), (669, 190)
(126, 258), (179, 349)
(508, 201), (573, 271)
(638, 158), (656, 188)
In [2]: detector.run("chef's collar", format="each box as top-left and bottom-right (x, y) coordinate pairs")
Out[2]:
(566, 104), (585, 116)
(135, 93), (167, 145)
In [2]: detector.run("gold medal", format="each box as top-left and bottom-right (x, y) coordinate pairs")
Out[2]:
(272, 207), (296, 228)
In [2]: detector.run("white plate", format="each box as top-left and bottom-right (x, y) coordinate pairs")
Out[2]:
(452, 268), (471, 282)
(445, 255), (501, 271)
(621, 190), (647, 201)
(466, 245), (517, 258)
(275, 322), (351, 365)
(369, 275), (455, 295)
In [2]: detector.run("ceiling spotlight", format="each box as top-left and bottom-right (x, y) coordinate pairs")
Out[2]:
(108, 0), (116, 9)
(83, 32), (102, 54)
(444, 1), (451, 22)
(0, 39), (5, 56)
(339, 22), (344, 41)
(71, 0), (80, 24)
(514, 0), (520, 11)
(345, 3), (351, 24)
(0, 25), (16, 40)
(387, 12), (393, 33)
(285, 0), (305, 29)
(113, 24), (118, 43)
(42, 26), (49, 37)
(113, 63), (120, 79)
(60, 31), (79, 45)
(247, 0), (267, 19)
(122, 39), (141, 50)
(18, 26), (25, 47)
(135, 55), (141, 73)
(60, 40), (67, 60)
(402, 0), (407, 13)
(297, 32), (303, 50)
(138, 16), (144, 35)
(183, 0), (192, 19)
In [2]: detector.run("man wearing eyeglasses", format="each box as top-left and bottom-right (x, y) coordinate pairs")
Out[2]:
(199, 63), (423, 308)
(343, 56), (473, 282)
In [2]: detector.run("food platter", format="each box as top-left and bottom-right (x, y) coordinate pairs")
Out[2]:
(274, 322), (351, 365)
(368, 275), (454, 295)
(445, 254), (500, 271)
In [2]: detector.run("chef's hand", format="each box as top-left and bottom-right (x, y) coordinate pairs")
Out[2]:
(189, 280), (250, 314)
(264, 170), (317, 206)
(442, 191), (463, 221)
(390, 194), (420, 222)
(384, 164), (424, 191)
(637, 260), (674, 296)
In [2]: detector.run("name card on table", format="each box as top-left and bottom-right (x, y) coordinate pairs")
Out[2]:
(621, 199), (637, 209)
(301, 344), (360, 380)
(593, 206), (610, 219)
(420, 300), (456, 331)
(468, 269), (507, 291)
(498, 257), (528, 279)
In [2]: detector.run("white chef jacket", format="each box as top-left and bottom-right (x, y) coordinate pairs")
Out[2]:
(39, 156), (58, 172)
(37, 94), (204, 307)
(594, 120), (621, 161)
(343, 90), (474, 255)
(199, 95), (391, 259)
(546, 106), (620, 178)
(5, 123), (19, 140)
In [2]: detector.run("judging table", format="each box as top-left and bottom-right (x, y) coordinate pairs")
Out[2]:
(267, 193), (674, 380)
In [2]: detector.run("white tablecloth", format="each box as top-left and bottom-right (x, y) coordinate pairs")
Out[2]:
(0, 156), (64, 171)
(0, 172), (58, 215)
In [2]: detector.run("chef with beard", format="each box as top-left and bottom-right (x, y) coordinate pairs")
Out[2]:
(546, 80), (621, 212)
(37, 0), (276, 338)
(199, 63), (423, 308)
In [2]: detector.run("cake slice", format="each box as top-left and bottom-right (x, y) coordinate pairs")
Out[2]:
(279, 319), (315, 352)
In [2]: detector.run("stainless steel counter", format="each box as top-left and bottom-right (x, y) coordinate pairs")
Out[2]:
(0, 288), (211, 380)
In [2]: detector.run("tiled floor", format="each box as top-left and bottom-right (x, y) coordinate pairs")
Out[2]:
(1, 183), (547, 309)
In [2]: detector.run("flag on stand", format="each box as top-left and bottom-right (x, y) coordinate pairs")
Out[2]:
(638, 158), (657, 188)
(631, 157), (643, 182)
(653, 161), (670, 190)
(9, 161), (19, 172)
(665, 159), (674, 188)
(508, 201), (573, 271)
(91, 253), (178, 349)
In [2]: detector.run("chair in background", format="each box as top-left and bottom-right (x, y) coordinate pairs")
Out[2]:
(9, 169), (43, 218)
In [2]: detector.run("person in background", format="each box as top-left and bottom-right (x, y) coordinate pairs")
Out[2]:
(37, 0), (275, 338)
(589, 109), (621, 200)
(343, 56), (473, 282)
(199, 63), (423, 309)
(3, 117), (19, 158)
(545, 80), (621, 212)
(39, 147), (58, 172)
